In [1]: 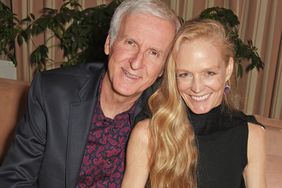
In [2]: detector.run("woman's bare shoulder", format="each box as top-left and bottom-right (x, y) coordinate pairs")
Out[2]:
(247, 122), (266, 159)
(130, 119), (151, 145)
(248, 122), (265, 139)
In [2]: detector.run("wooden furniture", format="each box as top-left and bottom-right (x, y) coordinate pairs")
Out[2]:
(0, 78), (29, 164)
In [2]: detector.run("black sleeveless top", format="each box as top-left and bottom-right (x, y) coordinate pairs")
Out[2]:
(187, 105), (261, 188)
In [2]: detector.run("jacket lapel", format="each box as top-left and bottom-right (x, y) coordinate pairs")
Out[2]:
(66, 100), (95, 188)
(65, 63), (104, 188)
(64, 62), (159, 187)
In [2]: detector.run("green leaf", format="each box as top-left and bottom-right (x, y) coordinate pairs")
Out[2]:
(17, 35), (23, 46)
(199, 6), (264, 77)
(237, 63), (243, 78)
(30, 45), (49, 65)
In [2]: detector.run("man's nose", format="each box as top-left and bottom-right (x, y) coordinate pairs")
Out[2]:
(129, 51), (144, 70)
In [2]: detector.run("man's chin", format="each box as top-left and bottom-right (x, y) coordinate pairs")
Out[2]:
(113, 88), (140, 98)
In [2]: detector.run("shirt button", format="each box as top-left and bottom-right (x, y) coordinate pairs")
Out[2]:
(106, 159), (112, 165)
(111, 127), (116, 133)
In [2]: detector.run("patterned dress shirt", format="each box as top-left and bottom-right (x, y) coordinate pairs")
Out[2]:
(76, 96), (136, 188)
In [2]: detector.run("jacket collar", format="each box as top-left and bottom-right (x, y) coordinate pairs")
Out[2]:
(66, 63), (105, 188)
(65, 63), (160, 187)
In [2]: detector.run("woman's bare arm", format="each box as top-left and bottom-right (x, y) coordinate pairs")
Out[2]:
(243, 123), (266, 188)
(121, 119), (151, 188)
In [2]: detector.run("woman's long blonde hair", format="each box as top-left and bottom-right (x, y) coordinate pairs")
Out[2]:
(148, 18), (235, 188)
(148, 56), (198, 187)
(148, 22), (199, 187)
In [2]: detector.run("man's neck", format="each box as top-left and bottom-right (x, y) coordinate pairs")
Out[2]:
(100, 77), (140, 119)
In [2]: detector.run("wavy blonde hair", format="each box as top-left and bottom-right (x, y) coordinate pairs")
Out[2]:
(148, 24), (198, 187)
(148, 18), (236, 188)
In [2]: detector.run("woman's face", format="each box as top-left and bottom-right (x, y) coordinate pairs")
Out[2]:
(175, 39), (233, 114)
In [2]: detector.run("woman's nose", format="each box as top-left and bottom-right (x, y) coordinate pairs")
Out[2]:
(191, 77), (204, 93)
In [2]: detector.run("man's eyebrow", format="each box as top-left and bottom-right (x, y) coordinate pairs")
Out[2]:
(122, 35), (164, 54)
(149, 47), (161, 52)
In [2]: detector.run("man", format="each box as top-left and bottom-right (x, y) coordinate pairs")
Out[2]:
(0, 0), (180, 187)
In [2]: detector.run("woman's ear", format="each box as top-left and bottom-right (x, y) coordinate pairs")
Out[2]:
(104, 35), (110, 55)
(225, 57), (234, 81)
(158, 70), (164, 77)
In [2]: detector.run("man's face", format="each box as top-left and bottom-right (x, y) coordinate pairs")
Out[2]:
(104, 13), (176, 100)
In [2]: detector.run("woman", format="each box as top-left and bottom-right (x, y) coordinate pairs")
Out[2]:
(122, 19), (266, 188)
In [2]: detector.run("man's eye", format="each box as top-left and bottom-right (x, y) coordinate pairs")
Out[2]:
(126, 39), (135, 46)
(148, 49), (159, 57)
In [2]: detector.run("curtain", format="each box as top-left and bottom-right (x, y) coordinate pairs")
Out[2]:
(11, 0), (282, 119)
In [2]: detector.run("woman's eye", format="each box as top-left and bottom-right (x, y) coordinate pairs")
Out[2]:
(207, 71), (216, 76)
(177, 72), (192, 78)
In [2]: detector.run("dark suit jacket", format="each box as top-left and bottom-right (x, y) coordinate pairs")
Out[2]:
(0, 62), (157, 188)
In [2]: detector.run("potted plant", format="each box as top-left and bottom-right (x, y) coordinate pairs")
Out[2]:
(199, 7), (264, 78)
(22, 0), (123, 70)
(0, 0), (122, 70)
(0, 1), (22, 66)
(1, 1), (263, 76)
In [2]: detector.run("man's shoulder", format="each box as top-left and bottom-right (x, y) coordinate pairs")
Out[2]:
(41, 62), (105, 77)
(30, 62), (106, 96)
(36, 62), (104, 84)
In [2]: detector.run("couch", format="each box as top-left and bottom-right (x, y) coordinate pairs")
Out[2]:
(0, 78), (29, 163)
(0, 78), (281, 187)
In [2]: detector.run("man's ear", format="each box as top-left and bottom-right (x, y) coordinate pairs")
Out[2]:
(225, 57), (234, 81)
(104, 35), (110, 55)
